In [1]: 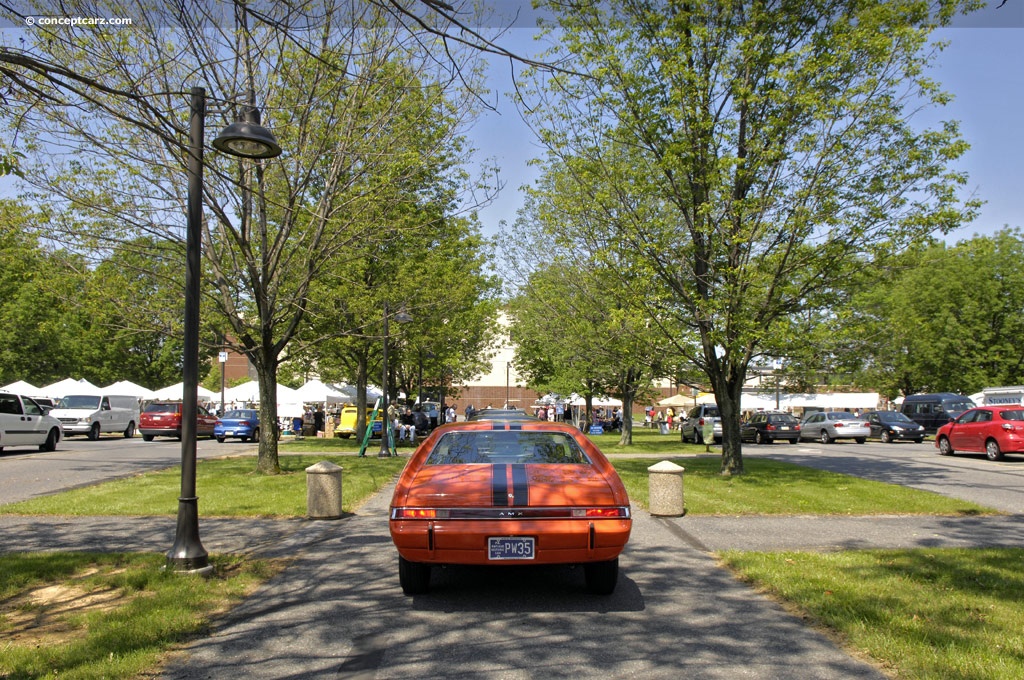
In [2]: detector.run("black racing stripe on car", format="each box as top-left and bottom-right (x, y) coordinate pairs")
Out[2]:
(492, 464), (508, 506)
(511, 464), (529, 506)
(508, 423), (522, 430)
(491, 422), (505, 430)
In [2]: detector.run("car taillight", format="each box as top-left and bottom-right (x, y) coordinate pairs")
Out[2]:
(794, 424), (800, 430)
(392, 509), (450, 519)
(834, 422), (844, 427)
(215, 420), (223, 425)
(238, 420), (250, 426)
(572, 507), (631, 518)
(698, 417), (705, 425)
(766, 424), (775, 431)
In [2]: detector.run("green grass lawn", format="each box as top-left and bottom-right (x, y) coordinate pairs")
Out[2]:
(613, 456), (992, 515)
(721, 548), (1024, 679)
(0, 552), (277, 679)
(0, 454), (407, 517)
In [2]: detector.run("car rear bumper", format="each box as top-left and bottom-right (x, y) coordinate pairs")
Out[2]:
(139, 427), (181, 437)
(390, 517), (631, 565)
(214, 427), (255, 438)
(884, 430), (925, 440)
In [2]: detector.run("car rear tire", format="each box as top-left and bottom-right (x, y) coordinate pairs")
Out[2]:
(938, 436), (954, 456)
(819, 430), (831, 444)
(142, 434), (154, 442)
(398, 556), (431, 595)
(584, 557), (619, 595)
(251, 427), (260, 443)
(789, 438), (799, 444)
(39, 428), (59, 452)
(754, 431), (766, 445)
(88, 422), (100, 441)
(855, 437), (866, 444)
(123, 421), (135, 439)
(880, 430), (892, 444)
(216, 436), (226, 443)
(986, 439), (1004, 462)
(693, 430), (703, 445)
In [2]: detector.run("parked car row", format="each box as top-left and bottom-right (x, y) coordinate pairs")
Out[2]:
(738, 409), (925, 445)
(1, 386), (277, 451)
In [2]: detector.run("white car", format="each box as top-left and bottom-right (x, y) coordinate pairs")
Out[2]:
(799, 411), (870, 444)
(0, 392), (63, 453)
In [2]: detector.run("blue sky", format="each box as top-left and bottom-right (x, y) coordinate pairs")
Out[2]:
(471, 17), (1024, 243)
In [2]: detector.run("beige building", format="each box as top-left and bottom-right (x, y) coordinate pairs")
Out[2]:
(448, 314), (542, 416)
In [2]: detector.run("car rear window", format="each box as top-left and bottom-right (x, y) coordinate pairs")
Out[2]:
(768, 415), (798, 424)
(1000, 410), (1024, 421)
(223, 410), (255, 419)
(426, 431), (591, 465)
(144, 403), (181, 413)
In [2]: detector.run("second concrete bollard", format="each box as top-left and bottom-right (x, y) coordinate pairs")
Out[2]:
(647, 460), (685, 517)
(306, 460), (344, 519)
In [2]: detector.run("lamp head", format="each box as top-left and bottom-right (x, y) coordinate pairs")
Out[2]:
(213, 105), (281, 159)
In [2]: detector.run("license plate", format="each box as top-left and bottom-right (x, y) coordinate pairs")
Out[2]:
(488, 537), (535, 560)
(224, 430), (234, 435)
(779, 426), (790, 431)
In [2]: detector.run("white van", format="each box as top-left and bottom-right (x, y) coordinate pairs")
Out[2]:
(50, 394), (141, 440)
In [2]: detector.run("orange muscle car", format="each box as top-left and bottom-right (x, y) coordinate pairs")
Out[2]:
(389, 420), (632, 595)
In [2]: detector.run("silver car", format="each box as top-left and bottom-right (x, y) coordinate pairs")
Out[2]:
(799, 411), (870, 444)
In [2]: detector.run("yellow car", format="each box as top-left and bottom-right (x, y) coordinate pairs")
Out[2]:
(335, 405), (382, 439)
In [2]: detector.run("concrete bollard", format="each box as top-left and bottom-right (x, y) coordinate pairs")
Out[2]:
(306, 460), (344, 519)
(647, 460), (685, 517)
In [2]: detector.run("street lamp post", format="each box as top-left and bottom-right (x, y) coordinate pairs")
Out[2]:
(378, 301), (413, 457)
(166, 86), (281, 575)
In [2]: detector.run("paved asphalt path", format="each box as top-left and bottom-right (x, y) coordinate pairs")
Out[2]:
(161, 486), (891, 680)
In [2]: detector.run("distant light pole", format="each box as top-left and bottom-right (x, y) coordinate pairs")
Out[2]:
(167, 87), (281, 575)
(505, 362), (511, 409)
(378, 301), (413, 457)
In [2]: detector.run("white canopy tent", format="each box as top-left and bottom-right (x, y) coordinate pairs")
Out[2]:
(740, 391), (880, 412)
(294, 379), (348, 404)
(223, 380), (301, 404)
(568, 395), (622, 407)
(2, 380), (39, 395)
(152, 382), (218, 401)
(102, 380), (155, 399)
(39, 378), (101, 398)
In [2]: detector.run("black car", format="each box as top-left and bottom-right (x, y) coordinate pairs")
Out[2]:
(741, 412), (801, 444)
(863, 410), (926, 443)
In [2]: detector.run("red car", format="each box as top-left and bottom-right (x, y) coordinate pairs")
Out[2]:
(139, 401), (218, 441)
(935, 405), (1024, 461)
(389, 420), (632, 595)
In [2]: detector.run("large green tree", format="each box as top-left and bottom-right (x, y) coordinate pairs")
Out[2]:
(505, 179), (672, 445)
(838, 229), (1024, 397)
(3, 3), (489, 473)
(521, 0), (979, 474)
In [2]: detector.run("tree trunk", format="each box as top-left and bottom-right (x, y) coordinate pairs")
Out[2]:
(254, 357), (281, 475)
(714, 366), (746, 476)
(618, 390), (634, 446)
(355, 351), (369, 440)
